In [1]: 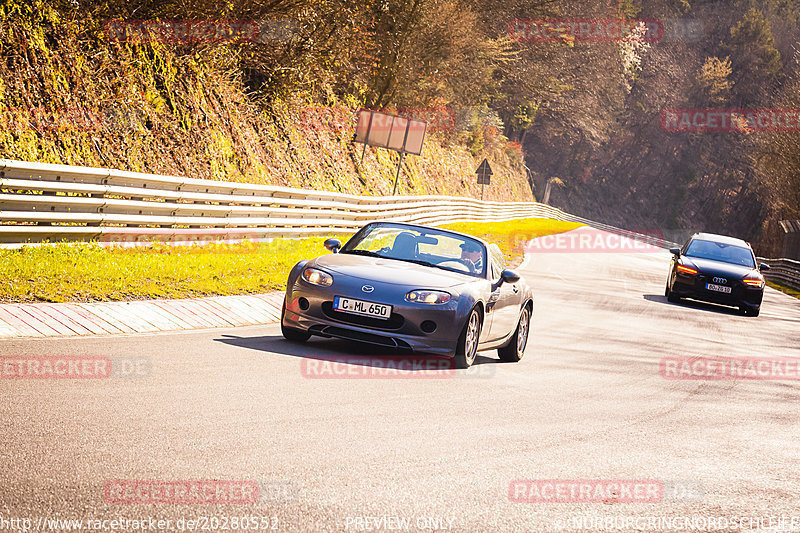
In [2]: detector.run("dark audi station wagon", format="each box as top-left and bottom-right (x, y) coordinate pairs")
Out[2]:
(665, 233), (770, 316)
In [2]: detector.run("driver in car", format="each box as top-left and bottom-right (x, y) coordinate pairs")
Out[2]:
(459, 241), (484, 274)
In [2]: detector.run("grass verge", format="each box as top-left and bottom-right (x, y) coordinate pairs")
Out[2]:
(0, 218), (583, 303)
(441, 218), (585, 266)
(766, 280), (800, 299)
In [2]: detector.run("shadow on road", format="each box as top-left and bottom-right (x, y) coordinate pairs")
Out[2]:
(213, 333), (499, 369)
(643, 294), (743, 316)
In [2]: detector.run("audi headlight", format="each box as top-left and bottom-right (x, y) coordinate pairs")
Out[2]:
(405, 290), (451, 304)
(302, 267), (333, 286)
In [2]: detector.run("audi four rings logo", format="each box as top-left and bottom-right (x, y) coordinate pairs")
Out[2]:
(713, 277), (727, 284)
(361, 285), (374, 293)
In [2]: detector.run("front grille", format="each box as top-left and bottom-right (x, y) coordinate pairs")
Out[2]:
(309, 325), (413, 351)
(319, 326), (399, 347)
(696, 276), (740, 300)
(321, 301), (405, 330)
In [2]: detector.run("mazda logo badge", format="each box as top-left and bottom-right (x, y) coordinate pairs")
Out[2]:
(361, 285), (374, 293)
(713, 277), (727, 284)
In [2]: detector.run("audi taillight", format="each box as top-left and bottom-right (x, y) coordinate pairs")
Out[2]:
(676, 264), (698, 275)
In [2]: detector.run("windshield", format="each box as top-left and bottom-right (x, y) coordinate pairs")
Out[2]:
(684, 239), (755, 268)
(341, 224), (486, 278)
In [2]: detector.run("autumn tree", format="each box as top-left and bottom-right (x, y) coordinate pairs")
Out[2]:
(697, 56), (734, 104)
(725, 8), (782, 103)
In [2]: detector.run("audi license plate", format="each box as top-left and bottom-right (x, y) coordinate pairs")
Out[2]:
(333, 296), (392, 319)
(706, 283), (732, 293)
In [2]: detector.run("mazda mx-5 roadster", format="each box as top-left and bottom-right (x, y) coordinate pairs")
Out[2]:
(281, 222), (533, 368)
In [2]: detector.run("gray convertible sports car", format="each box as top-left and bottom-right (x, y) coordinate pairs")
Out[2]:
(281, 221), (533, 368)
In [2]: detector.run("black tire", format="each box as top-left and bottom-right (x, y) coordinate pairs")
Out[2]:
(453, 308), (482, 369)
(665, 276), (681, 303)
(498, 305), (531, 363)
(740, 305), (760, 317)
(281, 300), (311, 342)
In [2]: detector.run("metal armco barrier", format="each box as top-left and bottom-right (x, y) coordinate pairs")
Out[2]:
(0, 158), (688, 251)
(1, 159), (573, 246)
(758, 257), (800, 291)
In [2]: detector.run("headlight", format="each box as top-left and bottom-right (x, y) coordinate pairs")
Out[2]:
(301, 267), (333, 286)
(405, 290), (451, 304)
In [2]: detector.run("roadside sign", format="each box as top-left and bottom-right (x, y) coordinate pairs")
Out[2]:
(353, 109), (429, 195)
(354, 109), (427, 156)
(476, 159), (492, 185)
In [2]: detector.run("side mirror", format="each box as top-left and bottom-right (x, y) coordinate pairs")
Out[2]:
(669, 247), (681, 256)
(324, 238), (341, 253)
(759, 262), (771, 271)
(500, 269), (520, 285)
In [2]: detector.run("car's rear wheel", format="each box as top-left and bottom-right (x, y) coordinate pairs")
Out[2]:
(281, 300), (311, 342)
(453, 308), (482, 369)
(498, 305), (531, 363)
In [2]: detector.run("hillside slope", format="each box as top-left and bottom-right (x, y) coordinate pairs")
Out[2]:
(0, 1), (532, 201)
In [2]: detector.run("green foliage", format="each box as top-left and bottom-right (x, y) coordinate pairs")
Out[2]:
(697, 56), (734, 103)
(507, 103), (539, 132)
(725, 8), (782, 101)
(0, 0), (535, 201)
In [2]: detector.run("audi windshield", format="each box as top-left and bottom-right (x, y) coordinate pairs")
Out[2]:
(684, 239), (756, 268)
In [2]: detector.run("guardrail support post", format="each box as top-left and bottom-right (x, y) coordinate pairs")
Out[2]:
(392, 153), (405, 196)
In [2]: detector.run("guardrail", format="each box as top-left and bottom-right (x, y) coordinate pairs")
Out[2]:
(758, 257), (800, 291)
(0, 159), (582, 246)
(0, 158), (678, 249)
(3, 158), (798, 293)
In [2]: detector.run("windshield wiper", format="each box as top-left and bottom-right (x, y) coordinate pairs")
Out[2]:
(342, 252), (458, 272)
(340, 249), (382, 258)
(393, 258), (441, 269)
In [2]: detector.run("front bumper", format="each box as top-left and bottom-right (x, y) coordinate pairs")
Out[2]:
(283, 278), (465, 356)
(672, 272), (764, 309)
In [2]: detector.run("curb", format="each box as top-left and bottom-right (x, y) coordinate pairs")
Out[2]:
(0, 292), (285, 338)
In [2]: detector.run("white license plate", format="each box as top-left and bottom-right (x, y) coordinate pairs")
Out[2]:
(333, 296), (392, 319)
(706, 283), (732, 294)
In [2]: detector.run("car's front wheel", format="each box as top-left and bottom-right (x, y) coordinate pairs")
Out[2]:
(453, 307), (482, 369)
(665, 275), (681, 303)
(281, 300), (311, 342)
(740, 305), (760, 317)
(498, 305), (531, 363)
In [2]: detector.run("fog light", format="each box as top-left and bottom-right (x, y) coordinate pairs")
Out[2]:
(298, 297), (310, 310)
(421, 320), (437, 333)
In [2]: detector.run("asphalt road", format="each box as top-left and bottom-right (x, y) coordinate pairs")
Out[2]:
(2, 233), (800, 533)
